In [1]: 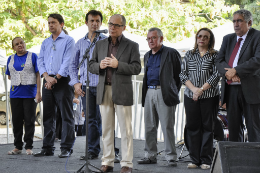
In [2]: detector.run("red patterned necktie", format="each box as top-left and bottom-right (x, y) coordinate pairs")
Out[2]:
(227, 38), (243, 84)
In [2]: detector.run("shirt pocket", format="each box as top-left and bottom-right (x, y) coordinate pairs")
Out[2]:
(202, 58), (213, 71)
(188, 59), (197, 71)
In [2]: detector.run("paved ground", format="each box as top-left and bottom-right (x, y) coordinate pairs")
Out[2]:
(0, 136), (210, 173)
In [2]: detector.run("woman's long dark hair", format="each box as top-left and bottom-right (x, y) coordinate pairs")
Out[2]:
(192, 28), (216, 56)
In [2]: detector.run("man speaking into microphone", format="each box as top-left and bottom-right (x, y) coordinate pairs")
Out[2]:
(89, 14), (141, 173)
(69, 10), (120, 162)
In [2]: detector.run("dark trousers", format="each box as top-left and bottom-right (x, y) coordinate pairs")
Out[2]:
(55, 107), (62, 139)
(82, 86), (119, 155)
(10, 98), (36, 150)
(225, 84), (260, 142)
(42, 77), (75, 152)
(75, 125), (83, 136)
(184, 95), (219, 165)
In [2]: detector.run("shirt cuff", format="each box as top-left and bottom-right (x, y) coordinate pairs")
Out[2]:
(69, 78), (79, 87)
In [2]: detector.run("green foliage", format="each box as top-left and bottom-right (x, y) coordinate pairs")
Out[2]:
(0, 0), (237, 56)
(225, 0), (255, 5)
(245, 1), (260, 30)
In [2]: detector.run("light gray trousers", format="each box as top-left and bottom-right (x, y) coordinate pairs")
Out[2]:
(144, 88), (177, 161)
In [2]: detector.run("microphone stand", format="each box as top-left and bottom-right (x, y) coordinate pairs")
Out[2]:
(76, 33), (103, 173)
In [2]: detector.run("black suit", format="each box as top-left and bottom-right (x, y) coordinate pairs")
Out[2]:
(216, 28), (260, 142)
(142, 46), (181, 107)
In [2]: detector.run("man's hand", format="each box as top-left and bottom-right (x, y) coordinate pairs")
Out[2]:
(74, 83), (85, 97)
(56, 74), (62, 79)
(106, 54), (118, 68)
(225, 68), (236, 80)
(44, 82), (53, 90)
(100, 59), (108, 69)
(73, 98), (80, 105)
(45, 76), (57, 85)
(232, 75), (240, 82)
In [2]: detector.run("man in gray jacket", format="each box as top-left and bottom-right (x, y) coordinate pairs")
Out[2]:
(89, 14), (141, 173)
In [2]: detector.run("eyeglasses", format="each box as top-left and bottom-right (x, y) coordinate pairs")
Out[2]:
(146, 36), (158, 42)
(108, 22), (124, 28)
(233, 19), (244, 23)
(52, 41), (56, 51)
(197, 35), (210, 40)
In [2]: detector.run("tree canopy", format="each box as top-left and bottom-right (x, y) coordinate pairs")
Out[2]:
(1, 0), (238, 56)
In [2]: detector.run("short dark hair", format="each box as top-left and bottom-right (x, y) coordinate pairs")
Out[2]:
(111, 14), (126, 26)
(48, 13), (64, 24)
(85, 10), (103, 22)
(12, 37), (23, 48)
(192, 28), (216, 56)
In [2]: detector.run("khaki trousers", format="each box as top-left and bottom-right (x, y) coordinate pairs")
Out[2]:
(99, 85), (133, 168)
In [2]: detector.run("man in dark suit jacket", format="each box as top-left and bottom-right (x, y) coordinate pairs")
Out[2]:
(137, 28), (181, 166)
(89, 14), (141, 173)
(216, 9), (260, 142)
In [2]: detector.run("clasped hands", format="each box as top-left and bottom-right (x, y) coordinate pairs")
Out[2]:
(225, 68), (240, 82)
(192, 87), (203, 101)
(100, 54), (118, 69)
(44, 75), (58, 90)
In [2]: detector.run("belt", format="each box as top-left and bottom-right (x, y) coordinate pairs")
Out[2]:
(148, 85), (161, 89)
(105, 82), (111, 85)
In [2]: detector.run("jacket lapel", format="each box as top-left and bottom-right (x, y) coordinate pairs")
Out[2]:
(238, 28), (254, 62)
(159, 47), (168, 75)
(101, 38), (109, 60)
(116, 35), (128, 60)
(144, 53), (149, 73)
(227, 34), (237, 62)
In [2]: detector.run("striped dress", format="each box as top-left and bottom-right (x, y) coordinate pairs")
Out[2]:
(179, 49), (220, 99)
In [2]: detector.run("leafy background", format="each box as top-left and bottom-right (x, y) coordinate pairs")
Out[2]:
(0, 0), (258, 56)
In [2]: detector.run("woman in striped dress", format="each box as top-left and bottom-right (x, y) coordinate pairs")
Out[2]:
(179, 28), (220, 169)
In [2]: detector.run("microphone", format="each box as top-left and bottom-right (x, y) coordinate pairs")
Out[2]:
(94, 29), (108, 34)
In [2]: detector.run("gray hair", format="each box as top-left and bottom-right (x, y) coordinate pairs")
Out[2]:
(148, 27), (163, 37)
(111, 14), (126, 26)
(233, 9), (253, 25)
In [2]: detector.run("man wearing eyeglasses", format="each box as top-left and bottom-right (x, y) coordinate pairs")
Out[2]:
(89, 14), (141, 173)
(137, 27), (181, 166)
(35, 14), (75, 158)
(69, 10), (120, 163)
(216, 9), (260, 142)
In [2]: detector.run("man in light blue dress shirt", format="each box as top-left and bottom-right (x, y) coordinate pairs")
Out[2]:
(69, 10), (120, 162)
(34, 14), (75, 158)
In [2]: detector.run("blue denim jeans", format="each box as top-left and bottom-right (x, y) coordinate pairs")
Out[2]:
(82, 86), (101, 155)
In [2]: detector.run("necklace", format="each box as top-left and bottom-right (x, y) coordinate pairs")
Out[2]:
(200, 51), (206, 57)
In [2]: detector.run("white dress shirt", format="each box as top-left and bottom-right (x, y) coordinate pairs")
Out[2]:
(230, 29), (249, 85)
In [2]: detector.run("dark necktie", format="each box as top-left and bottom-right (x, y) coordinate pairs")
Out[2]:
(227, 38), (243, 84)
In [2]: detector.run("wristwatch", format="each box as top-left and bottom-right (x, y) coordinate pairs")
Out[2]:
(200, 87), (204, 91)
(54, 75), (58, 80)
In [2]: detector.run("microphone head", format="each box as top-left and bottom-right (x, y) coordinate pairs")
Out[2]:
(103, 29), (108, 34)
(95, 29), (108, 34)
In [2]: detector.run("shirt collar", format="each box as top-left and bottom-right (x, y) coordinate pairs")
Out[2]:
(195, 48), (209, 55)
(108, 34), (123, 45)
(84, 33), (106, 41)
(237, 29), (249, 41)
(149, 45), (164, 55)
(50, 30), (66, 41)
